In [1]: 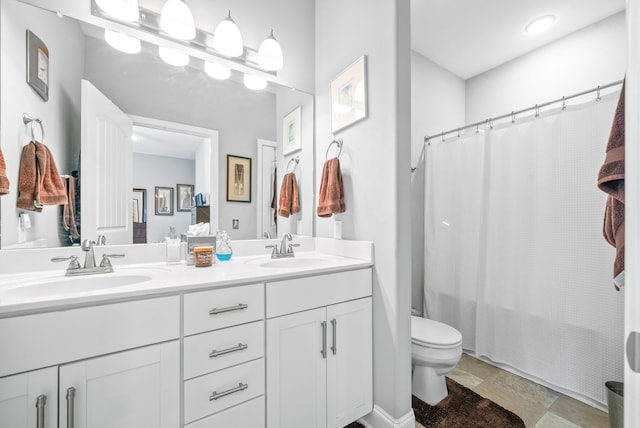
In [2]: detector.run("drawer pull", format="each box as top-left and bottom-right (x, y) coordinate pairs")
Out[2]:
(209, 343), (248, 358)
(209, 382), (248, 401)
(331, 318), (337, 355)
(321, 321), (327, 359)
(35, 394), (46, 428)
(66, 387), (76, 428)
(209, 303), (248, 316)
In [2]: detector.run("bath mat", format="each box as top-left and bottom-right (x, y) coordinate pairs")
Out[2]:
(344, 377), (525, 428)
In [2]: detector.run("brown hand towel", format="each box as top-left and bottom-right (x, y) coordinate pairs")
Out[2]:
(0, 146), (9, 195)
(597, 80), (625, 290)
(63, 176), (80, 239)
(278, 172), (300, 218)
(17, 141), (67, 211)
(317, 157), (345, 217)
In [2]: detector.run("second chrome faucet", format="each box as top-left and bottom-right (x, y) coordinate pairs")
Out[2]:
(265, 233), (300, 259)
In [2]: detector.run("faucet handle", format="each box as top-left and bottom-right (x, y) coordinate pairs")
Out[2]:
(287, 243), (301, 254)
(265, 245), (278, 257)
(99, 254), (125, 268)
(51, 255), (81, 270)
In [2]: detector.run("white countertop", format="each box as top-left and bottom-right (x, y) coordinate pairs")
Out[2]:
(0, 238), (373, 317)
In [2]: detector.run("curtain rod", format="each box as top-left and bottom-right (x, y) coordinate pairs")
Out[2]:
(424, 79), (624, 143)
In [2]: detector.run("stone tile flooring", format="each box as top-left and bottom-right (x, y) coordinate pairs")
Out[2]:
(446, 354), (610, 428)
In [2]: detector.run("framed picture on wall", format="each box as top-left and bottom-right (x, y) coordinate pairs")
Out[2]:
(26, 30), (49, 102)
(227, 155), (251, 202)
(282, 105), (302, 155)
(177, 184), (194, 212)
(331, 55), (368, 133)
(155, 186), (173, 216)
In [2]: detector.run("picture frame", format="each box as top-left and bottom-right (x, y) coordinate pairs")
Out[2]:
(177, 184), (194, 212)
(331, 55), (368, 133)
(282, 105), (302, 155)
(227, 155), (252, 203)
(26, 30), (49, 102)
(155, 186), (173, 216)
(132, 188), (146, 223)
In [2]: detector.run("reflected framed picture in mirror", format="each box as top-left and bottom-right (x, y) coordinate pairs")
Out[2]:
(227, 155), (251, 202)
(177, 184), (194, 212)
(331, 55), (368, 133)
(282, 105), (302, 155)
(155, 186), (173, 216)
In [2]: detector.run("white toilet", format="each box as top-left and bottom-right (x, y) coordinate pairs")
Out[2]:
(411, 315), (463, 405)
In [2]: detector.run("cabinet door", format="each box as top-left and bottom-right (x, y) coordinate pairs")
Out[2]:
(59, 341), (179, 428)
(266, 307), (327, 428)
(326, 298), (373, 428)
(0, 367), (57, 428)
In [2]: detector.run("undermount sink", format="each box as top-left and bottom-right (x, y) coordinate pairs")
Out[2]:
(259, 257), (335, 269)
(0, 274), (152, 299)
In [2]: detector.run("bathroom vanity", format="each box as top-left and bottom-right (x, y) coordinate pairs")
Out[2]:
(0, 239), (373, 428)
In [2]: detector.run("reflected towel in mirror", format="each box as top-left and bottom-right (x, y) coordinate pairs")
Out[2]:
(278, 172), (300, 218)
(0, 146), (9, 195)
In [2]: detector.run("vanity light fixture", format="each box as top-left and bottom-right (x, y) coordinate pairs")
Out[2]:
(95, 0), (139, 21)
(243, 73), (267, 90)
(104, 29), (141, 54)
(213, 11), (244, 57)
(159, 46), (190, 66)
(204, 61), (231, 80)
(257, 29), (283, 71)
(525, 15), (555, 35)
(160, 0), (196, 40)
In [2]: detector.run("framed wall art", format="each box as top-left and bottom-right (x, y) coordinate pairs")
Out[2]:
(155, 186), (173, 216)
(331, 55), (368, 133)
(177, 183), (194, 212)
(282, 105), (302, 155)
(26, 30), (49, 102)
(227, 155), (251, 202)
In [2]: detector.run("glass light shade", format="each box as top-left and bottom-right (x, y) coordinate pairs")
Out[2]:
(104, 29), (141, 54)
(160, 0), (196, 40)
(213, 12), (243, 57)
(243, 73), (267, 90)
(96, 0), (139, 21)
(257, 30), (283, 71)
(158, 46), (190, 66)
(525, 15), (555, 34)
(204, 61), (231, 80)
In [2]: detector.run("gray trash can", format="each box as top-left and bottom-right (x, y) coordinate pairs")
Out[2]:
(605, 381), (623, 428)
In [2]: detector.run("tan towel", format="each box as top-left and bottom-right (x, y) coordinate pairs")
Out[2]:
(63, 176), (80, 239)
(17, 141), (67, 211)
(317, 157), (345, 217)
(598, 80), (625, 290)
(278, 172), (300, 218)
(0, 146), (9, 195)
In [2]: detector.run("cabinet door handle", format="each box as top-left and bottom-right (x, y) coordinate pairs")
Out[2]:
(35, 395), (46, 428)
(209, 343), (248, 358)
(209, 303), (248, 316)
(66, 387), (76, 428)
(209, 382), (248, 401)
(331, 318), (337, 355)
(321, 321), (327, 359)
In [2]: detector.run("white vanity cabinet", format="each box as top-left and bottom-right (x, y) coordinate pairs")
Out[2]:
(0, 367), (57, 428)
(182, 283), (266, 427)
(266, 269), (373, 428)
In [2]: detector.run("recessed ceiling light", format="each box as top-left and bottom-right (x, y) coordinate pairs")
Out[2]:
(525, 15), (555, 35)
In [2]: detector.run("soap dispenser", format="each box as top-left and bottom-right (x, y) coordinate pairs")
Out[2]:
(215, 230), (232, 261)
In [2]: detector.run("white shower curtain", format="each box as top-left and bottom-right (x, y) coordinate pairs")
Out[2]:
(424, 92), (625, 406)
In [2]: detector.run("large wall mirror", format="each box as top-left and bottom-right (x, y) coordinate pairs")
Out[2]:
(0, 0), (314, 250)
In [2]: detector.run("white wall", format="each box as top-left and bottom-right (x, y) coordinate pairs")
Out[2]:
(133, 153), (194, 243)
(0, 0), (84, 248)
(410, 52), (465, 312)
(316, 1), (414, 425)
(466, 12), (626, 123)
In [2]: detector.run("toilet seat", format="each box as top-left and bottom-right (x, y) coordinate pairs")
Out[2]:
(411, 316), (462, 349)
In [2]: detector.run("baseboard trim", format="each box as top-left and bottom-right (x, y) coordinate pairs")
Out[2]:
(358, 405), (415, 428)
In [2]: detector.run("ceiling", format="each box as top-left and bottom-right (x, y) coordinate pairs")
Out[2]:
(132, 125), (207, 160)
(411, 0), (626, 80)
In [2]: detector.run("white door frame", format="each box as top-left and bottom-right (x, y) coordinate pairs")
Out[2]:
(256, 139), (277, 239)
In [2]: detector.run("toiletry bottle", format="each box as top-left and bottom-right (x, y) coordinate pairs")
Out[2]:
(216, 231), (232, 261)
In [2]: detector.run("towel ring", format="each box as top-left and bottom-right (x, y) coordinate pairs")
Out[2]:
(23, 113), (45, 143)
(286, 157), (299, 173)
(326, 138), (343, 160)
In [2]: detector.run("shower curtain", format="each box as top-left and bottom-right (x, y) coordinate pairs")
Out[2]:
(424, 92), (625, 407)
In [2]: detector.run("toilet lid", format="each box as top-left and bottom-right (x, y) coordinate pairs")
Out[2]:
(411, 316), (462, 347)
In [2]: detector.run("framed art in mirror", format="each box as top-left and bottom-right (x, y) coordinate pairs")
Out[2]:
(331, 55), (368, 133)
(227, 155), (251, 202)
(177, 184), (194, 212)
(282, 105), (302, 155)
(155, 186), (173, 216)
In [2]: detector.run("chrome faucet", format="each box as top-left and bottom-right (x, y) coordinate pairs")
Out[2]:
(51, 238), (125, 276)
(82, 239), (97, 268)
(279, 233), (292, 255)
(265, 233), (299, 259)
(263, 231), (271, 239)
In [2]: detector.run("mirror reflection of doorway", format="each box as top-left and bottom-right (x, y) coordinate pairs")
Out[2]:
(132, 188), (147, 243)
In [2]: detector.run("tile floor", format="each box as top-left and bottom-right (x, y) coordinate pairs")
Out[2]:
(442, 353), (611, 428)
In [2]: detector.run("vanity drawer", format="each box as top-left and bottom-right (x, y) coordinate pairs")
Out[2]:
(184, 283), (264, 336)
(183, 358), (264, 423)
(266, 268), (372, 318)
(184, 320), (264, 379)
(185, 395), (264, 428)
